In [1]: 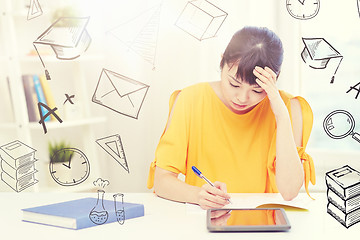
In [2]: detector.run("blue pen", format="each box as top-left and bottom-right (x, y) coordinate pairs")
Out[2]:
(192, 166), (232, 203)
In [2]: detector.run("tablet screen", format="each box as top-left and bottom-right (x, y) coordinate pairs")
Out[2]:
(207, 208), (291, 232)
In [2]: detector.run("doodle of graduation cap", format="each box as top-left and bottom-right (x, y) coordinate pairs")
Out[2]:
(33, 17), (92, 80)
(301, 38), (343, 84)
(92, 69), (149, 119)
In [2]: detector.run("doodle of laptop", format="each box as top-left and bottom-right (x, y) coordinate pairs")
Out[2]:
(92, 68), (149, 119)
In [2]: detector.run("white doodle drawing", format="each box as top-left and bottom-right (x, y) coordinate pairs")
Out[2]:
(89, 190), (109, 225)
(92, 68), (149, 119)
(286, 0), (320, 20)
(49, 148), (90, 186)
(93, 177), (110, 189)
(323, 110), (360, 144)
(37, 102), (63, 134)
(0, 140), (38, 192)
(301, 37), (343, 84)
(96, 134), (129, 173)
(175, 0), (228, 41)
(107, 4), (162, 68)
(326, 165), (360, 228)
(346, 81), (360, 99)
(33, 17), (92, 80)
(113, 193), (125, 225)
(27, 0), (43, 20)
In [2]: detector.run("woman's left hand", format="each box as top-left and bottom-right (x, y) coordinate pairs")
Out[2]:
(253, 66), (288, 119)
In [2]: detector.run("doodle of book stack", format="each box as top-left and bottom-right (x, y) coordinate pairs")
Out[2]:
(0, 140), (38, 192)
(326, 165), (360, 228)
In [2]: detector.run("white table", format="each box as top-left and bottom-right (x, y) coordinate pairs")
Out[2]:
(0, 192), (359, 240)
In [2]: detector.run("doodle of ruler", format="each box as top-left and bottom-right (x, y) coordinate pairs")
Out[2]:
(27, 0), (43, 20)
(96, 134), (129, 173)
(107, 4), (161, 68)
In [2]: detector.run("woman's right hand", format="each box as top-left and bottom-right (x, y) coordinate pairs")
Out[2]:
(197, 181), (231, 209)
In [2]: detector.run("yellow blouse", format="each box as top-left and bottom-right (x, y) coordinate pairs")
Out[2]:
(147, 82), (315, 197)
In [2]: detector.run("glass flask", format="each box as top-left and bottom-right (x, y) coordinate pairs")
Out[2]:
(113, 193), (125, 225)
(89, 189), (109, 225)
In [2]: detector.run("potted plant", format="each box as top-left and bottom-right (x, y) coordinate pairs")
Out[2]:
(48, 141), (74, 164)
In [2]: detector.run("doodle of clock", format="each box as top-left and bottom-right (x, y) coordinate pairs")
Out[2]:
(49, 148), (90, 186)
(286, 0), (320, 20)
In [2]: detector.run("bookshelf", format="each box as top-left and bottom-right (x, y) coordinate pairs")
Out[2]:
(0, 0), (105, 193)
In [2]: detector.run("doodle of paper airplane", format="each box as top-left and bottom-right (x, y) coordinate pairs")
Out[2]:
(33, 17), (92, 80)
(27, 0), (43, 20)
(92, 68), (149, 119)
(301, 37), (343, 83)
(96, 134), (129, 173)
(107, 4), (161, 68)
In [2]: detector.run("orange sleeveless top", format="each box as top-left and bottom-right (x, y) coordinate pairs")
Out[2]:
(147, 82), (315, 197)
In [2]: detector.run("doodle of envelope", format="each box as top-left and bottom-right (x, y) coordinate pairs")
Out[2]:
(92, 69), (149, 119)
(34, 17), (91, 60)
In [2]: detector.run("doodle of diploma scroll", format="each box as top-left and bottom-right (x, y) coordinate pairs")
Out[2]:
(33, 17), (92, 80)
(92, 69), (149, 119)
(301, 37), (343, 84)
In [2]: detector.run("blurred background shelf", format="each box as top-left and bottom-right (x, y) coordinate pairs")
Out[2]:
(0, 0), (105, 193)
(27, 117), (107, 130)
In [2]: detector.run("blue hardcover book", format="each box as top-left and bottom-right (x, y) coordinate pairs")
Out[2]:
(21, 197), (145, 230)
(33, 74), (50, 122)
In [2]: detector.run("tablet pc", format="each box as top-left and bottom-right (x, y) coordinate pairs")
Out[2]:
(207, 208), (291, 232)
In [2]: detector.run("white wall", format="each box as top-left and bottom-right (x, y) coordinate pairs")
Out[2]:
(75, 0), (297, 193)
(1, 0), (359, 193)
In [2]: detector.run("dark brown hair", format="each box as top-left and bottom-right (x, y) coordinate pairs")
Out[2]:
(220, 26), (284, 85)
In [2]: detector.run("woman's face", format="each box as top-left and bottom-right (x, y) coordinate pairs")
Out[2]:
(220, 63), (267, 114)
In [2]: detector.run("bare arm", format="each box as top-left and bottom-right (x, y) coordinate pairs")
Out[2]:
(154, 166), (230, 209)
(153, 94), (230, 209)
(254, 66), (304, 200)
(274, 98), (304, 200)
(154, 167), (200, 203)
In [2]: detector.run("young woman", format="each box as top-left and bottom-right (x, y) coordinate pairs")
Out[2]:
(147, 26), (315, 209)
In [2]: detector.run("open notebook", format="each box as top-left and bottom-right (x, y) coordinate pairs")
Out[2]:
(186, 193), (314, 213)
